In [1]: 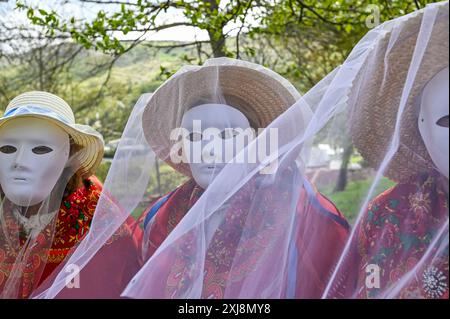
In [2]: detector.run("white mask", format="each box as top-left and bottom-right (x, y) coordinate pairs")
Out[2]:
(418, 67), (449, 179)
(0, 118), (70, 206)
(181, 104), (251, 189)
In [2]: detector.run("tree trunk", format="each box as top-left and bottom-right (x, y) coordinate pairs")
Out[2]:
(208, 29), (227, 58)
(205, 0), (227, 58)
(38, 48), (44, 91)
(155, 158), (162, 195)
(334, 144), (353, 192)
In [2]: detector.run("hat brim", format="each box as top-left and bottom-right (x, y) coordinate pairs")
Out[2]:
(0, 114), (104, 178)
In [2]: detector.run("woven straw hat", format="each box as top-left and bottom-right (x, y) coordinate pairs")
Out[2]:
(142, 58), (301, 176)
(0, 91), (104, 178)
(349, 2), (449, 183)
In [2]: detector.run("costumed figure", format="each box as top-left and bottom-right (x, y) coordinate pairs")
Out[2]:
(324, 1), (449, 299)
(126, 58), (350, 298)
(0, 91), (139, 299)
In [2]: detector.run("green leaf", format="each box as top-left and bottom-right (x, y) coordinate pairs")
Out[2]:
(38, 9), (48, 16)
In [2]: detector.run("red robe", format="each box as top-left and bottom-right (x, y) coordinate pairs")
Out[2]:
(0, 176), (140, 299)
(137, 174), (350, 298)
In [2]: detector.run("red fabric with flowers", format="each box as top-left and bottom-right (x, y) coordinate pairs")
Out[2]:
(0, 176), (140, 299)
(330, 171), (449, 299)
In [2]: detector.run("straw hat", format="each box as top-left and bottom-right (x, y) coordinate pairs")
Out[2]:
(0, 91), (104, 178)
(349, 2), (449, 183)
(142, 58), (302, 176)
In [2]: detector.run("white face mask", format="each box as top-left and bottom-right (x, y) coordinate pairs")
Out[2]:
(418, 67), (449, 180)
(181, 104), (251, 189)
(0, 118), (70, 206)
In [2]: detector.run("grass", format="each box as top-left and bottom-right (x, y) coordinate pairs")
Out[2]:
(320, 177), (396, 225)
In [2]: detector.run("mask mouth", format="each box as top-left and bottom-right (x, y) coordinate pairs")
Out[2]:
(205, 164), (224, 170)
(12, 176), (28, 182)
(195, 164), (225, 176)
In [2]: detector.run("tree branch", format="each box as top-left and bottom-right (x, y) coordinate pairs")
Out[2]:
(79, 0), (140, 5)
(414, 0), (421, 10)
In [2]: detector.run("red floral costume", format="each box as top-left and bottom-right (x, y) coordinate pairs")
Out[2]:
(137, 170), (350, 298)
(330, 171), (449, 299)
(0, 176), (140, 299)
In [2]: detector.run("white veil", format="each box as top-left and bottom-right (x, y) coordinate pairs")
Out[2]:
(34, 1), (449, 299)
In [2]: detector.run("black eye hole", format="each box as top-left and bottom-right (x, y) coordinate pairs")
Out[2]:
(186, 132), (202, 142)
(436, 115), (449, 128)
(32, 146), (53, 155)
(0, 145), (17, 154)
(220, 129), (240, 140)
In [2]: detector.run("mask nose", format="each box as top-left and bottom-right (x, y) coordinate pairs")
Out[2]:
(12, 146), (28, 170)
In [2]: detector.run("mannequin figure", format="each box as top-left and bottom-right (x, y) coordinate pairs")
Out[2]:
(135, 58), (350, 298)
(0, 91), (139, 299)
(333, 69), (449, 299)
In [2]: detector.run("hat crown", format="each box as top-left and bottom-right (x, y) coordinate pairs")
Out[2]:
(5, 91), (76, 124)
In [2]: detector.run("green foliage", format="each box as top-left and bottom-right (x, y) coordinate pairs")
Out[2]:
(94, 159), (187, 200)
(14, 0), (435, 87)
(147, 162), (189, 197)
(0, 42), (186, 143)
(247, 0), (437, 92)
(93, 160), (187, 221)
(15, 0), (264, 58)
(95, 160), (112, 183)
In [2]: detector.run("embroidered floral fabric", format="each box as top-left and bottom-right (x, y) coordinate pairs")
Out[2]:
(138, 168), (350, 298)
(328, 171), (448, 299)
(0, 177), (101, 298)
